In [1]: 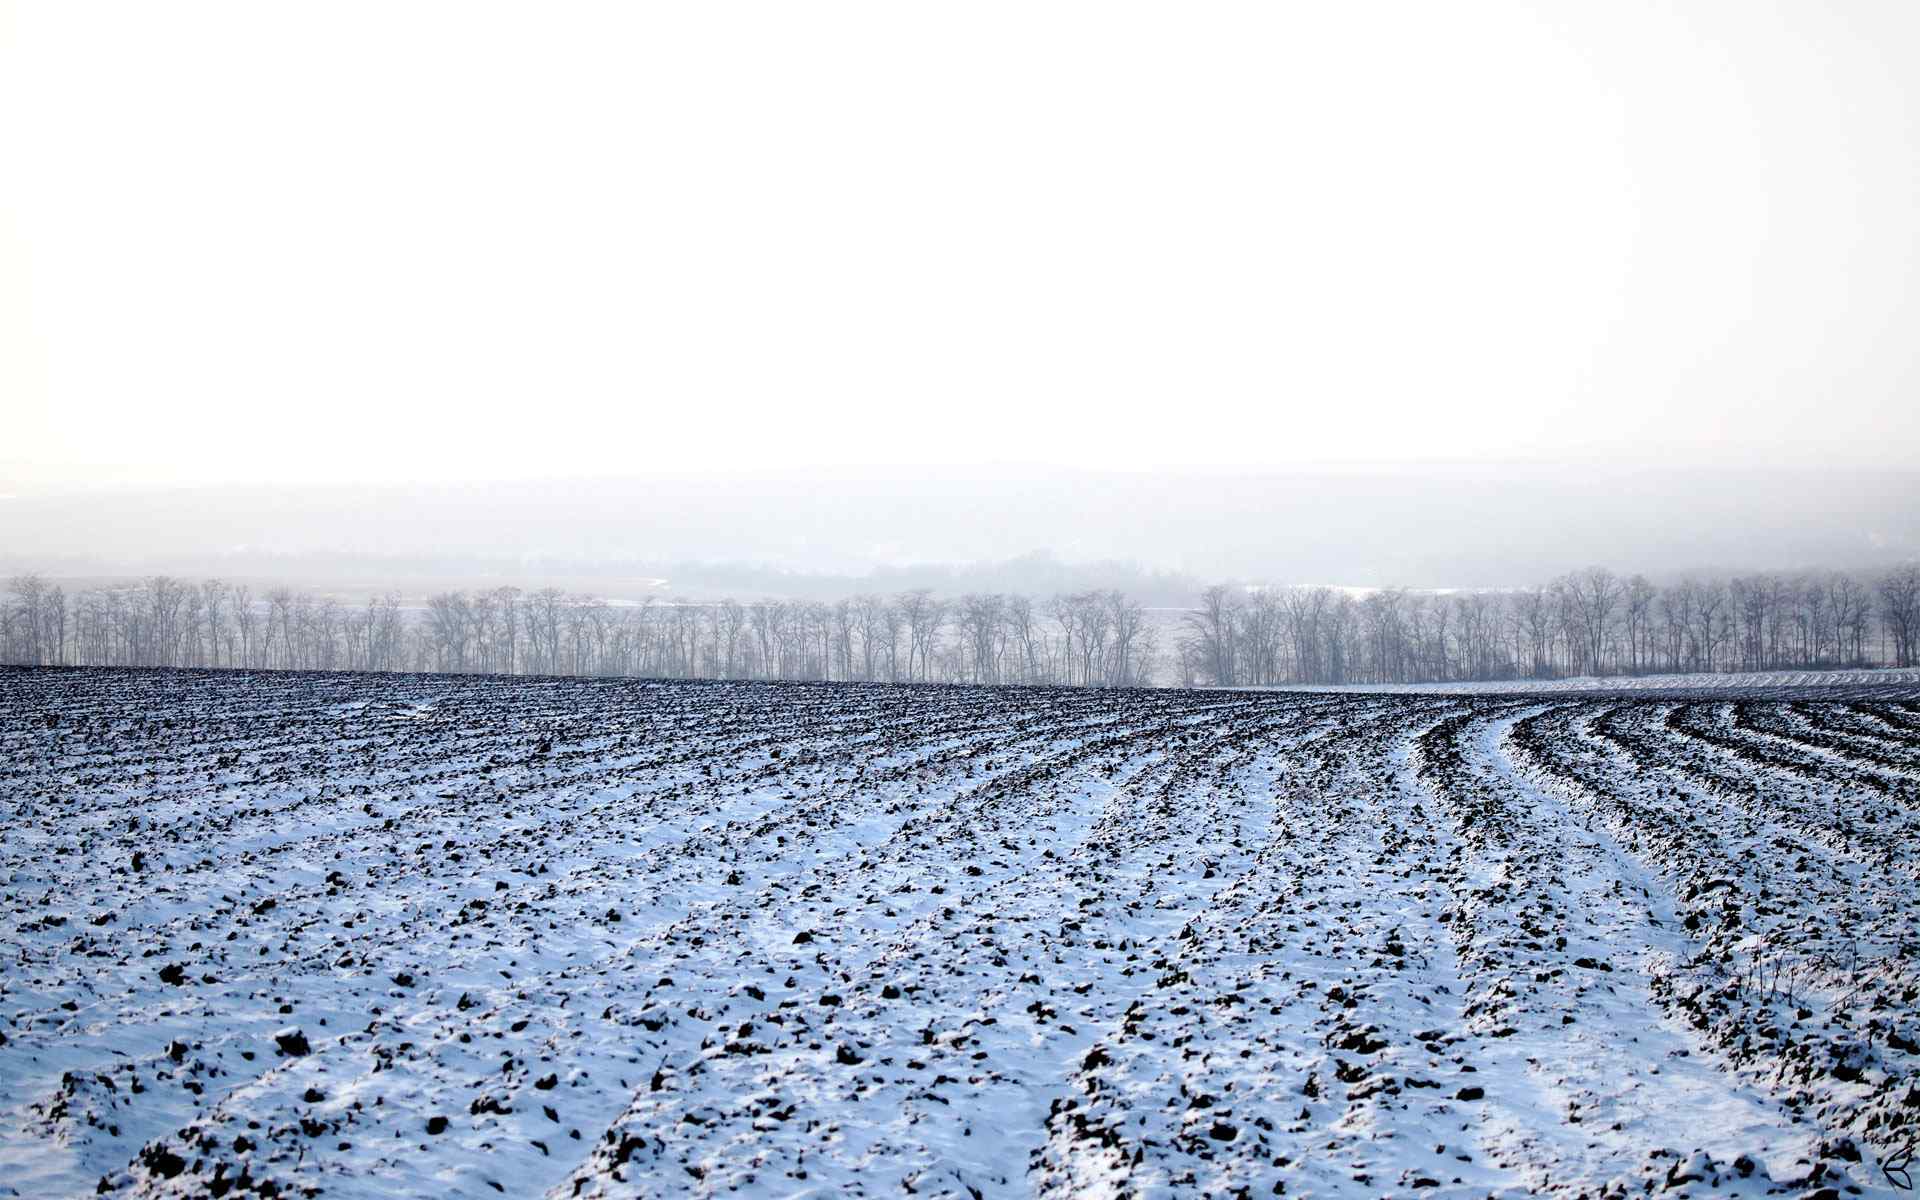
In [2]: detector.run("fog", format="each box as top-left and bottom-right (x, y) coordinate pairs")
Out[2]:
(2, 464), (1914, 599)
(4, 2), (1919, 593)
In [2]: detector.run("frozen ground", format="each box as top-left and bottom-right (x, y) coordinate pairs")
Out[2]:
(2, 666), (1918, 1198)
(1266, 667), (1920, 698)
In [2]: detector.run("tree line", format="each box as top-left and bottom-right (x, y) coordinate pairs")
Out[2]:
(4, 564), (1918, 687)
(1176, 565), (1920, 686)
(0, 577), (1157, 687)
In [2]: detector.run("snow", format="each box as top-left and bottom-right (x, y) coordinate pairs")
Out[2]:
(1262, 667), (1920, 697)
(1, 667), (1916, 1198)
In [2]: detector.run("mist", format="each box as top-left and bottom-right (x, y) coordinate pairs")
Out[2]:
(3, 2), (1919, 639)
(2, 463), (1914, 598)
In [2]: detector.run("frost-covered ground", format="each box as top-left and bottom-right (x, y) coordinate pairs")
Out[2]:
(1268, 667), (1920, 697)
(3, 667), (1919, 1199)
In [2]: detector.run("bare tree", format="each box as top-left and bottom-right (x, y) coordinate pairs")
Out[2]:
(1880, 564), (1920, 668)
(1105, 590), (1147, 686)
(1569, 566), (1621, 675)
(897, 589), (944, 683)
(7, 574), (51, 664)
(1186, 584), (1240, 687)
(1004, 594), (1041, 684)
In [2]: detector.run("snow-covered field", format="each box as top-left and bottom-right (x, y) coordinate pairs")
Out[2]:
(3, 667), (1919, 1198)
(1259, 667), (1920, 697)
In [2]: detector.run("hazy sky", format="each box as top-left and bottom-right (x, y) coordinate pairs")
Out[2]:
(5, 1), (1919, 487)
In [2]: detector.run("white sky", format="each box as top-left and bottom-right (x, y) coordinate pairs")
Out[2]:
(4, 1), (1918, 487)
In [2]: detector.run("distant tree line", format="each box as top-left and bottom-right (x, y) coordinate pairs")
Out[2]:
(5, 565), (1917, 687)
(1176, 565), (1920, 686)
(0, 577), (1157, 687)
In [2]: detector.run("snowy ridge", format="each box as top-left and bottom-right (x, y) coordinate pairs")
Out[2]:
(1, 668), (1916, 1198)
